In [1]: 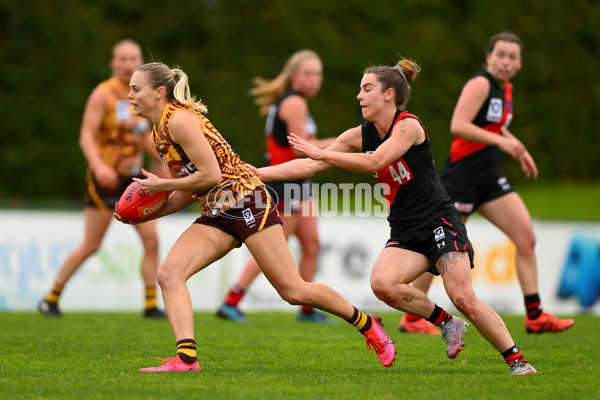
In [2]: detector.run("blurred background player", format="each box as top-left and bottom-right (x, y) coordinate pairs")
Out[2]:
(399, 32), (574, 335)
(216, 50), (335, 322)
(38, 39), (166, 318)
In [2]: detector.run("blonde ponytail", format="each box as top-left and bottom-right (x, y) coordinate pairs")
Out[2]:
(172, 69), (207, 114)
(136, 62), (207, 114)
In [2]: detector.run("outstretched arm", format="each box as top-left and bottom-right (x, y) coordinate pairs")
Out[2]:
(258, 158), (328, 181)
(257, 126), (363, 181)
(289, 118), (424, 175)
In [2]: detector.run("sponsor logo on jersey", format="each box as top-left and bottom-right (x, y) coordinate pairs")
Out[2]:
(437, 241), (446, 249)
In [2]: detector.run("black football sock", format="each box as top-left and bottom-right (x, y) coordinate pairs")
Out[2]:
(502, 345), (526, 366)
(525, 294), (542, 319)
(426, 304), (452, 327)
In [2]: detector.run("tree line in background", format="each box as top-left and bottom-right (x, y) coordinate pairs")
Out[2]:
(1, 0), (598, 203)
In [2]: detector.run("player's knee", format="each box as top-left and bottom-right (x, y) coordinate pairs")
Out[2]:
(82, 240), (102, 257)
(156, 262), (182, 290)
(301, 238), (320, 258)
(278, 283), (309, 306)
(278, 288), (303, 306)
(370, 276), (397, 302)
(448, 292), (476, 317)
(142, 233), (160, 253)
(515, 231), (537, 257)
(156, 267), (170, 290)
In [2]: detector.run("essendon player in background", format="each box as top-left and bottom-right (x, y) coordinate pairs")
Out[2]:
(217, 50), (335, 323)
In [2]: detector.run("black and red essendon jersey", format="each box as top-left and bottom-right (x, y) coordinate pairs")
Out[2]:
(361, 110), (454, 231)
(449, 70), (513, 163)
(265, 89), (317, 166)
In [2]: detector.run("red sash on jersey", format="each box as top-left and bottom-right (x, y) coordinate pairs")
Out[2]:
(374, 111), (416, 208)
(449, 82), (512, 162)
(266, 135), (296, 166)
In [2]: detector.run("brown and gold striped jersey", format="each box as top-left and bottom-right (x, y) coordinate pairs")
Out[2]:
(95, 77), (145, 176)
(152, 102), (263, 217)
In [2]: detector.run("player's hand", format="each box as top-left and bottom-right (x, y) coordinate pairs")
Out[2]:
(518, 150), (538, 179)
(113, 202), (145, 225)
(288, 133), (324, 160)
(132, 168), (164, 195)
(245, 163), (259, 174)
(498, 133), (526, 159)
(113, 203), (130, 224)
(94, 164), (119, 189)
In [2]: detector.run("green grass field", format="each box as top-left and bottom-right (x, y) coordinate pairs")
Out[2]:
(318, 181), (600, 221)
(0, 312), (598, 400)
(514, 181), (600, 221)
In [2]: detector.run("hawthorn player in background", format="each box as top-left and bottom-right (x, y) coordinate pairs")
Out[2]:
(118, 61), (396, 372)
(38, 40), (166, 318)
(399, 32), (574, 335)
(217, 50), (335, 323)
(257, 57), (537, 374)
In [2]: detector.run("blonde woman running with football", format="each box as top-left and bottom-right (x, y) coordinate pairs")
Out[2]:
(115, 61), (396, 372)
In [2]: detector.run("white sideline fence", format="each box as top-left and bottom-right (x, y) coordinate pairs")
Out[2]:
(1, 210), (599, 315)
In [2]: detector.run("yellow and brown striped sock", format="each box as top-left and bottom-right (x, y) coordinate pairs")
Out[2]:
(346, 306), (372, 333)
(145, 287), (158, 311)
(45, 283), (64, 303)
(176, 339), (197, 364)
